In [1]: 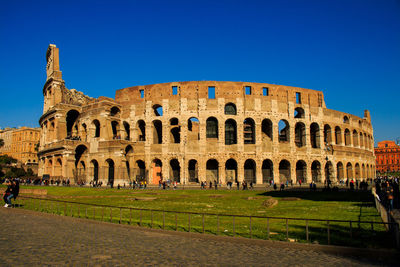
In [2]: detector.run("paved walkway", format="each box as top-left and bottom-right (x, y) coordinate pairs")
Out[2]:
(0, 208), (398, 266)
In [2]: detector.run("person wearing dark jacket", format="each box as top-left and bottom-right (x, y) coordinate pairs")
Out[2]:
(3, 180), (13, 207)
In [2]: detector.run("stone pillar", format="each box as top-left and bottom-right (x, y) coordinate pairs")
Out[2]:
(273, 160), (280, 184)
(256, 160), (262, 184)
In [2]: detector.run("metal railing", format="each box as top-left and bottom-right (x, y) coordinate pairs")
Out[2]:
(14, 196), (398, 248)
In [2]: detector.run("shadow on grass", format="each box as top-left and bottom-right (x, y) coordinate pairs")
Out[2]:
(258, 190), (375, 203)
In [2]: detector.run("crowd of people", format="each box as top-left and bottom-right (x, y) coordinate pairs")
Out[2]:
(375, 176), (399, 212)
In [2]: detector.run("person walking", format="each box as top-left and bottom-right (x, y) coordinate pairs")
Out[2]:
(3, 180), (13, 207)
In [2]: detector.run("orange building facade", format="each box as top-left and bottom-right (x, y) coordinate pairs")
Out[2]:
(375, 141), (400, 173)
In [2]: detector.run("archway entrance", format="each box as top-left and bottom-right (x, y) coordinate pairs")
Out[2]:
(188, 160), (198, 183)
(296, 160), (307, 184)
(206, 159), (219, 182)
(225, 159), (237, 182)
(279, 160), (291, 182)
(170, 159), (181, 183)
(244, 159), (256, 183)
(262, 159), (273, 184)
(151, 159), (162, 184)
(106, 159), (115, 187)
(325, 161), (334, 184)
(311, 161), (321, 183)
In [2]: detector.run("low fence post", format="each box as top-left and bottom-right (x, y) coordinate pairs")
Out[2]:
(217, 215), (220, 235)
(233, 216), (235, 237)
(267, 218), (270, 239)
(327, 221), (330, 245)
(202, 214), (205, 234)
(188, 214), (191, 232)
(119, 208), (122, 224)
(151, 210), (153, 228)
(250, 216), (252, 239)
(306, 219), (309, 242)
(286, 219), (289, 241)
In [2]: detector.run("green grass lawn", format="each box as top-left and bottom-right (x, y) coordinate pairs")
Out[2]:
(11, 185), (394, 249)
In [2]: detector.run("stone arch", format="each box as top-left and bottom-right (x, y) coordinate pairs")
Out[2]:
(337, 162), (344, 181)
(75, 145), (88, 167)
(262, 159), (273, 184)
(151, 158), (162, 184)
(278, 120), (290, 142)
(335, 126), (342, 145)
(135, 160), (147, 182)
(346, 162), (353, 179)
(343, 116), (349, 124)
(153, 104), (163, 116)
(362, 164), (366, 179)
(206, 117), (218, 139)
(153, 120), (162, 144)
(261, 119), (273, 142)
(295, 122), (306, 147)
(325, 161), (334, 182)
(225, 119), (237, 145)
(355, 163), (361, 180)
(188, 159), (198, 183)
(344, 129), (351, 146)
(311, 160), (321, 183)
(279, 160), (291, 182)
(243, 118), (255, 144)
(188, 117), (200, 141)
(110, 106), (121, 117)
(170, 118), (180, 143)
(353, 130), (359, 147)
(66, 109), (80, 137)
(92, 119), (100, 138)
(111, 121), (120, 139)
(206, 159), (219, 182)
(244, 159), (256, 183)
(296, 160), (307, 183)
(224, 103), (237, 115)
(137, 120), (146, 141)
(225, 159), (237, 182)
(359, 132), (364, 148)
(54, 158), (62, 177)
(324, 124), (332, 144)
(123, 121), (130, 140)
(106, 159), (115, 185)
(310, 123), (320, 148)
(91, 159), (99, 182)
(294, 107), (305, 118)
(170, 159), (181, 183)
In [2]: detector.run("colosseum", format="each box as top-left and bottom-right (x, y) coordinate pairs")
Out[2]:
(38, 44), (376, 186)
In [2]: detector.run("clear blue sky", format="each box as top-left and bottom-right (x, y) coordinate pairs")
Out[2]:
(0, 0), (399, 145)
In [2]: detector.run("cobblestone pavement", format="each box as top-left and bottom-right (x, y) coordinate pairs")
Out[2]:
(0, 208), (398, 267)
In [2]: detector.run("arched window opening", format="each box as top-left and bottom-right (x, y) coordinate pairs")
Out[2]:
(243, 118), (255, 144)
(344, 129), (351, 146)
(278, 120), (290, 142)
(337, 162), (344, 181)
(225, 159), (237, 183)
(225, 119), (237, 145)
(359, 132), (364, 148)
(74, 145), (87, 167)
(343, 116), (349, 124)
(66, 110), (80, 138)
(110, 106), (121, 117)
(224, 103), (237, 115)
(153, 120), (162, 144)
(123, 122), (130, 140)
(188, 117), (200, 141)
(335, 126), (342, 145)
(353, 130), (359, 147)
(261, 119), (273, 142)
(324, 124), (332, 144)
(153, 104), (163, 116)
(294, 107), (305, 118)
(295, 122), (306, 147)
(296, 160), (307, 184)
(310, 123), (320, 148)
(188, 159), (198, 183)
(262, 159), (273, 184)
(81, 123), (87, 141)
(206, 159), (219, 182)
(170, 118), (180, 143)
(137, 120), (146, 141)
(92, 120), (100, 138)
(111, 121), (120, 139)
(279, 160), (291, 182)
(206, 117), (218, 139)
(311, 161), (321, 183)
(244, 159), (256, 183)
(170, 159), (181, 183)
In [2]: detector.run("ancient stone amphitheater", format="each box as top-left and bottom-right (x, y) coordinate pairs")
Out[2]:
(38, 45), (375, 185)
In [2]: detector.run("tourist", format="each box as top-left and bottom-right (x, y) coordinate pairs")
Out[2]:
(3, 180), (13, 207)
(273, 183), (277, 190)
(236, 181), (240, 190)
(214, 180), (217, 190)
